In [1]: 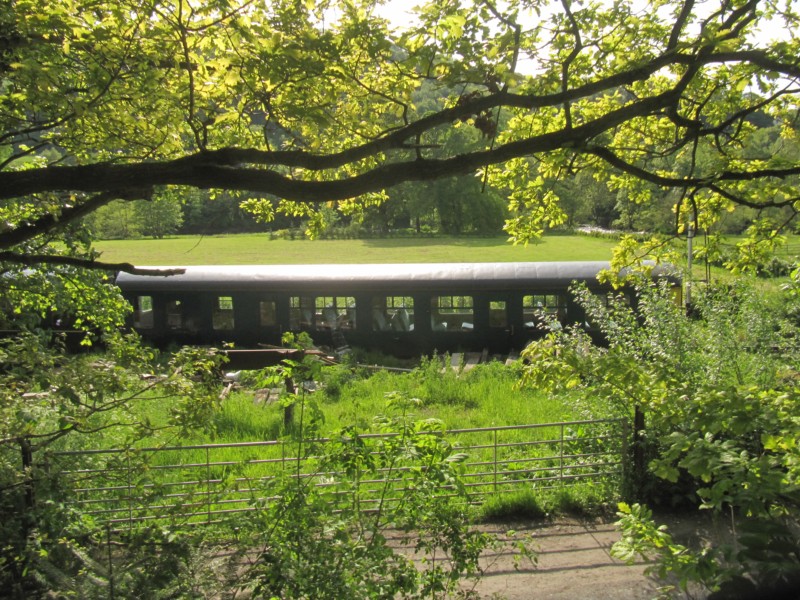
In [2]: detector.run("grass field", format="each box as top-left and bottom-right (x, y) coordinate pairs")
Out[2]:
(93, 233), (620, 264)
(211, 360), (579, 443)
(61, 361), (614, 525)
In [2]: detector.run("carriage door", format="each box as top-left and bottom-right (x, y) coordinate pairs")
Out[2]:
(487, 296), (512, 354)
(258, 296), (283, 346)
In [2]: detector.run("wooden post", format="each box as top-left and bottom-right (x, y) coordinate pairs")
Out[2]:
(20, 438), (34, 515)
(633, 405), (646, 500)
(19, 438), (36, 552)
(284, 377), (296, 430)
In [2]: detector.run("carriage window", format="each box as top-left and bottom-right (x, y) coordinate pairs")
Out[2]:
(166, 299), (182, 330)
(431, 296), (473, 332)
(523, 294), (565, 329)
(134, 296), (154, 329)
(489, 300), (507, 328)
(372, 296), (414, 332)
(213, 296), (235, 331)
(315, 296), (356, 330)
(289, 296), (314, 330)
(259, 300), (277, 327)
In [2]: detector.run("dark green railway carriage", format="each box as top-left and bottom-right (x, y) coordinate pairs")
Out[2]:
(115, 262), (678, 356)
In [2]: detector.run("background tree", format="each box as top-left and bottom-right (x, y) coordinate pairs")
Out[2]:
(181, 189), (274, 235)
(1, 0), (799, 273)
(133, 187), (185, 239)
(86, 200), (140, 240)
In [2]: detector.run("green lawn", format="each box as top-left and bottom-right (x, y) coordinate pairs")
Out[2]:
(93, 233), (619, 265)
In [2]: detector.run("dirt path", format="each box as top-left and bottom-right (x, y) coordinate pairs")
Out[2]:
(453, 511), (744, 600)
(467, 518), (659, 600)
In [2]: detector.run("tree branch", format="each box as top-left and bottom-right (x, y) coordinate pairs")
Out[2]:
(587, 145), (800, 208)
(0, 188), (153, 251)
(0, 251), (185, 276)
(0, 88), (684, 204)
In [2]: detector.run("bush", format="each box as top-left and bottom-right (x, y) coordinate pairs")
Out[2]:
(521, 277), (800, 595)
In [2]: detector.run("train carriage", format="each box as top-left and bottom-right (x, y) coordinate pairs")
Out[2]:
(115, 262), (678, 357)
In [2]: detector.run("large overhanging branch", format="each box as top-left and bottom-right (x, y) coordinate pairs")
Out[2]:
(3, 47), (794, 178)
(0, 30), (798, 265)
(0, 88), (682, 204)
(1, 79), (798, 254)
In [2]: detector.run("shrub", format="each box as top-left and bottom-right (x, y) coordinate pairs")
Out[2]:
(521, 276), (800, 594)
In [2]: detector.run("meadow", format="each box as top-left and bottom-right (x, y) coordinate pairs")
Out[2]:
(63, 359), (616, 526)
(130, 359), (584, 449)
(93, 233), (620, 264)
(210, 359), (580, 442)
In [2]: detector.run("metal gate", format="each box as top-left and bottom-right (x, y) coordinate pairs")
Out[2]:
(45, 418), (627, 532)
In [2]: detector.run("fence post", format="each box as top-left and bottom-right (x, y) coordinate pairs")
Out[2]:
(633, 406), (646, 500)
(284, 377), (296, 430)
(20, 437), (34, 510)
(493, 429), (498, 493)
(206, 447), (212, 525)
(127, 454), (133, 535)
(106, 523), (115, 600)
(559, 423), (565, 487)
(620, 418), (630, 484)
(20, 438), (35, 543)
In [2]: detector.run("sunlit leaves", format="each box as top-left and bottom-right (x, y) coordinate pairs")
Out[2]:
(1, 0), (800, 273)
(725, 219), (788, 275)
(524, 276), (800, 590)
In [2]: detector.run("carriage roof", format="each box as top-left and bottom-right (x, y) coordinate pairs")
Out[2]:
(115, 262), (676, 294)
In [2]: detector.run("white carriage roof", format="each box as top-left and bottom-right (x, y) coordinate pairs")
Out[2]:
(115, 262), (674, 293)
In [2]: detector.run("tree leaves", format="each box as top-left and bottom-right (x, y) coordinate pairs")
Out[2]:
(0, 0), (799, 271)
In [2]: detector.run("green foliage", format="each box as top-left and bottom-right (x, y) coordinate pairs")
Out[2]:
(133, 188), (185, 240)
(88, 188), (186, 240)
(205, 359), (573, 451)
(162, 345), (229, 436)
(412, 355), (480, 408)
(86, 200), (142, 239)
(478, 489), (548, 522)
(3, 0), (800, 275)
(0, 265), (129, 340)
(478, 485), (611, 522)
(521, 275), (800, 593)
(612, 502), (726, 597)
(0, 329), (229, 596)
(223, 394), (512, 600)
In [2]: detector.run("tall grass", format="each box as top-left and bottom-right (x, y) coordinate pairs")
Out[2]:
(204, 360), (577, 444)
(54, 361), (622, 526)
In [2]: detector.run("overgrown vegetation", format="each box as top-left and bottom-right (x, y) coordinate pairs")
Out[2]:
(521, 269), (800, 596)
(207, 357), (573, 442)
(4, 0), (800, 594)
(3, 326), (552, 598)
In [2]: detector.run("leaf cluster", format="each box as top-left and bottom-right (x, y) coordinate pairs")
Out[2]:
(1, 1), (800, 271)
(521, 273), (800, 592)
(228, 393), (507, 600)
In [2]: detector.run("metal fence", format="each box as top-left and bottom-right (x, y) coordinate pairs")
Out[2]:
(44, 418), (628, 532)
